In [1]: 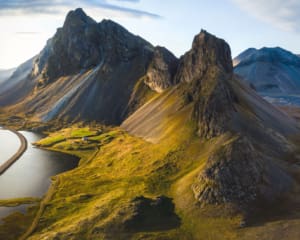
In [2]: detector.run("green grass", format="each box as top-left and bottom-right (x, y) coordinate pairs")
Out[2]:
(16, 121), (243, 240)
(3, 121), (294, 240)
(0, 197), (40, 207)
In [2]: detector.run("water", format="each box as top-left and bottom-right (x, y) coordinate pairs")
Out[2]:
(0, 130), (79, 219)
(0, 128), (20, 165)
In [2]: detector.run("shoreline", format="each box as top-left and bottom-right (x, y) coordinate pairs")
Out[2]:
(0, 128), (28, 174)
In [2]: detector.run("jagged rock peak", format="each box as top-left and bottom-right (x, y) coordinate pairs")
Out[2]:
(63, 8), (96, 28)
(192, 30), (233, 74)
(175, 30), (233, 84)
(32, 8), (154, 85)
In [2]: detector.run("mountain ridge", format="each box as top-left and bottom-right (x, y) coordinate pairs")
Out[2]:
(0, 8), (177, 125)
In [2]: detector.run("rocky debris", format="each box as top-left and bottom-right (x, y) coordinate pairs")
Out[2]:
(144, 46), (178, 92)
(192, 136), (293, 207)
(120, 196), (180, 232)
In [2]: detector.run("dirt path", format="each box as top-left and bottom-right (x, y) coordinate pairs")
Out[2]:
(0, 128), (27, 174)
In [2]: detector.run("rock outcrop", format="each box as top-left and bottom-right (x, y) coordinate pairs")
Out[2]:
(122, 196), (180, 231)
(192, 136), (293, 207)
(176, 30), (235, 138)
(144, 47), (178, 92)
(175, 30), (232, 84)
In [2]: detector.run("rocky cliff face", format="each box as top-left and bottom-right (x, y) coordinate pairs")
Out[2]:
(176, 30), (236, 138)
(144, 47), (178, 92)
(175, 30), (232, 84)
(192, 136), (293, 208)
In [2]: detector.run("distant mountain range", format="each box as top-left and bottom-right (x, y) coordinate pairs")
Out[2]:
(0, 68), (15, 85)
(234, 47), (300, 95)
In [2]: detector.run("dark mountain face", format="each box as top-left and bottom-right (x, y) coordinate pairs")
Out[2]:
(234, 47), (300, 94)
(144, 46), (178, 92)
(33, 8), (153, 86)
(0, 8), (177, 125)
(175, 30), (235, 138)
(175, 30), (232, 84)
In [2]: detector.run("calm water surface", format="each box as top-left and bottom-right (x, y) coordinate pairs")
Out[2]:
(0, 128), (20, 165)
(0, 130), (79, 219)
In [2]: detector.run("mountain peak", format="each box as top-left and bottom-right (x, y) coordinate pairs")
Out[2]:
(175, 30), (232, 84)
(192, 29), (233, 74)
(63, 8), (96, 28)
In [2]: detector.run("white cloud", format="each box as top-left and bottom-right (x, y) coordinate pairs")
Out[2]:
(231, 0), (300, 32)
(0, 0), (160, 19)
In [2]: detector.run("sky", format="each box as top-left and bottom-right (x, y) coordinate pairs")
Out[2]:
(1, 0), (300, 69)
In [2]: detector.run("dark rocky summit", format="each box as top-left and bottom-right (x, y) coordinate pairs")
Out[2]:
(175, 30), (233, 84)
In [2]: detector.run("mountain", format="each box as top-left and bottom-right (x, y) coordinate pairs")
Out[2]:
(123, 30), (298, 208)
(0, 68), (15, 85)
(234, 47), (300, 94)
(0, 8), (177, 125)
(2, 9), (300, 240)
(0, 57), (36, 104)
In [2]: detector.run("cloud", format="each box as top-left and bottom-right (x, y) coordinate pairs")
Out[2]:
(231, 0), (300, 32)
(0, 0), (160, 19)
(112, 0), (140, 2)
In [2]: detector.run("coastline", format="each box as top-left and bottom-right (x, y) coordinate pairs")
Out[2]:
(0, 128), (28, 174)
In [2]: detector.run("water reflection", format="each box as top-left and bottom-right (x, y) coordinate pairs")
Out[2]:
(0, 131), (79, 219)
(0, 129), (20, 165)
